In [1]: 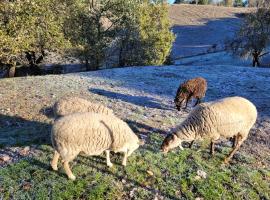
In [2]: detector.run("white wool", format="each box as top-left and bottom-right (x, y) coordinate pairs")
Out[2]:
(175, 96), (257, 142)
(53, 96), (114, 118)
(51, 112), (139, 162)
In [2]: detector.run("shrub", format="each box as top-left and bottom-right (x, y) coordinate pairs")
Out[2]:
(0, 0), (69, 74)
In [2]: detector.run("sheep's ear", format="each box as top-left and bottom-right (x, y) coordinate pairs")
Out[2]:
(138, 139), (145, 146)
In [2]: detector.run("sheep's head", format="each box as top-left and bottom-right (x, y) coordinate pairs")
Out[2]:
(175, 87), (189, 111)
(128, 139), (144, 154)
(160, 134), (183, 153)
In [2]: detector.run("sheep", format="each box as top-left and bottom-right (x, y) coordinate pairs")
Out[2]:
(51, 112), (143, 180)
(174, 77), (207, 111)
(53, 96), (114, 118)
(161, 96), (257, 164)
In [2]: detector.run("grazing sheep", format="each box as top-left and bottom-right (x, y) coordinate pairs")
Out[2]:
(51, 112), (142, 180)
(174, 77), (207, 111)
(161, 96), (257, 164)
(53, 96), (114, 118)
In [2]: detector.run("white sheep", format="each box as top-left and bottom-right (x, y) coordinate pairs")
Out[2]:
(161, 96), (257, 164)
(51, 112), (142, 180)
(53, 96), (114, 118)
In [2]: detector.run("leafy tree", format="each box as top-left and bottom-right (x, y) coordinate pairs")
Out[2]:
(226, 8), (270, 67)
(136, 2), (175, 65)
(65, 0), (175, 69)
(225, 0), (233, 6)
(0, 0), (69, 75)
(234, 0), (244, 6)
(117, 2), (175, 66)
(64, 0), (137, 70)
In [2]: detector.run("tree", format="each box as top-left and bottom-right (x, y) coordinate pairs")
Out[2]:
(117, 2), (175, 66)
(225, 0), (233, 6)
(226, 8), (270, 67)
(0, 0), (69, 76)
(65, 0), (175, 69)
(64, 0), (137, 70)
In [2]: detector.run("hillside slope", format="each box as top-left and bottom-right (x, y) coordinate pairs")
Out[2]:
(0, 65), (269, 199)
(169, 5), (252, 58)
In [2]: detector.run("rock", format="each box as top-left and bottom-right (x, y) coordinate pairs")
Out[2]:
(19, 146), (30, 156)
(21, 181), (32, 191)
(146, 170), (154, 176)
(197, 170), (207, 179)
(0, 155), (11, 162)
(195, 197), (204, 200)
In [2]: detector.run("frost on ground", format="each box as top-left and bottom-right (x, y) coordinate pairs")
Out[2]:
(169, 4), (252, 58)
(0, 65), (269, 167)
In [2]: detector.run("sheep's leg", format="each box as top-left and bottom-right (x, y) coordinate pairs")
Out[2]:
(105, 150), (113, 167)
(210, 141), (215, 156)
(224, 134), (243, 164)
(51, 151), (60, 171)
(232, 135), (238, 148)
(63, 161), (76, 180)
(194, 98), (201, 107)
(189, 140), (195, 148)
(184, 94), (193, 109)
(122, 150), (128, 166)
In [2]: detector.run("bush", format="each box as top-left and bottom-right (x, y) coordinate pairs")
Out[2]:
(0, 0), (69, 74)
(117, 2), (175, 67)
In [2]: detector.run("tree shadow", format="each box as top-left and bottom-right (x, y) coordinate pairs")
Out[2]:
(89, 88), (172, 110)
(0, 114), (51, 147)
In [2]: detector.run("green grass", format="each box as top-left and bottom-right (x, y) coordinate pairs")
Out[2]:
(0, 134), (269, 200)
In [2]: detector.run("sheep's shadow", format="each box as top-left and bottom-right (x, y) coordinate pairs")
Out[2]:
(89, 88), (172, 110)
(0, 114), (51, 147)
(125, 119), (167, 135)
(31, 155), (180, 199)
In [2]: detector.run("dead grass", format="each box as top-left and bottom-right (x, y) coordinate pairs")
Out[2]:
(169, 4), (253, 26)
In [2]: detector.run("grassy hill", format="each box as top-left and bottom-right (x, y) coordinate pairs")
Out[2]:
(0, 64), (269, 199)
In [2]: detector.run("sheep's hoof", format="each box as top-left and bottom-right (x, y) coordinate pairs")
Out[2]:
(51, 164), (58, 171)
(68, 174), (76, 181)
(223, 159), (230, 165)
(107, 163), (113, 168)
(122, 162), (127, 166)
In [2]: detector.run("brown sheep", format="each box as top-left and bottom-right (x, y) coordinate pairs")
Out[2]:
(174, 77), (207, 111)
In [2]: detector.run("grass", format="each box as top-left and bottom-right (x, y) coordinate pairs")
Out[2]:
(0, 133), (269, 200)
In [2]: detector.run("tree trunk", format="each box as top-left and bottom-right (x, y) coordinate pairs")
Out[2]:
(119, 39), (125, 67)
(8, 65), (16, 78)
(252, 52), (260, 67)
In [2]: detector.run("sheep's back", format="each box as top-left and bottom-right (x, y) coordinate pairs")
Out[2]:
(192, 78), (207, 98)
(192, 97), (257, 138)
(54, 96), (113, 117)
(51, 113), (137, 154)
